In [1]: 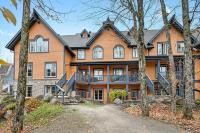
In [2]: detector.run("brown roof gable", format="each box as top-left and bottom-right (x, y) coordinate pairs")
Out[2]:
(5, 9), (75, 56)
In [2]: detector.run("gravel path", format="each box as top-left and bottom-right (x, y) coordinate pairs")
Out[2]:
(31, 104), (189, 133)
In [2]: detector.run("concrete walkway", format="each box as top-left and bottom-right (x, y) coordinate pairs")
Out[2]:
(31, 104), (189, 133)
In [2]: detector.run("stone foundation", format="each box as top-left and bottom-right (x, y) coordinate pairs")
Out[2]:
(13, 79), (58, 97)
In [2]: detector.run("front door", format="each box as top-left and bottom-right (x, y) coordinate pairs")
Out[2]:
(94, 89), (103, 101)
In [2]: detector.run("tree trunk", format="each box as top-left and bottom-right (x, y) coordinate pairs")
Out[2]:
(182, 0), (194, 120)
(12, 0), (30, 132)
(160, 0), (178, 115)
(137, 0), (149, 117)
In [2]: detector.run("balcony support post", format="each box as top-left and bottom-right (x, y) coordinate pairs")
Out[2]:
(88, 65), (91, 98)
(126, 65), (129, 98)
(107, 65), (110, 102)
(157, 60), (160, 74)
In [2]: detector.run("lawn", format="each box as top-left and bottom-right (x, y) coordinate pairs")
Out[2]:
(0, 101), (64, 132)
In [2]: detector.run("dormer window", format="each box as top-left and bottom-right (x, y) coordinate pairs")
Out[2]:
(80, 29), (90, 38)
(29, 36), (48, 53)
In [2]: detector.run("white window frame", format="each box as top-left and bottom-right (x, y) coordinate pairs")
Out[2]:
(27, 63), (33, 77)
(177, 41), (185, 53)
(94, 89), (103, 101)
(114, 45), (125, 59)
(157, 42), (168, 55)
(93, 69), (104, 81)
(77, 49), (85, 59)
(45, 62), (57, 77)
(26, 86), (32, 97)
(132, 47), (138, 58)
(44, 85), (57, 95)
(29, 37), (48, 53)
(93, 46), (103, 59)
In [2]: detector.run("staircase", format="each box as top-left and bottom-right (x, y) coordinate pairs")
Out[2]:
(157, 73), (170, 95)
(55, 73), (76, 103)
(146, 74), (155, 94)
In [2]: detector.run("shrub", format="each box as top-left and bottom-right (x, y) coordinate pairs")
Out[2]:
(25, 98), (41, 113)
(0, 96), (15, 106)
(5, 103), (16, 110)
(25, 103), (63, 125)
(195, 100), (200, 109)
(109, 90), (127, 102)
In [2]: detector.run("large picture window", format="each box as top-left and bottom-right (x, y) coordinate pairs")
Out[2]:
(45, 63), (57, 77)
(114, 45), (124, 58)
(29, 36), (48, 52)
(77, 49), (85, 59)
(157, 42), (168, 55)
(93, 46), (103, 59)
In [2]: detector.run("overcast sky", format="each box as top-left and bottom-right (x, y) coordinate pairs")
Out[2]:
(0, 0), (183, 63)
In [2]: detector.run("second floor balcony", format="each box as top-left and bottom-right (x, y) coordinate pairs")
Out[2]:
(75, 72), (139, 84)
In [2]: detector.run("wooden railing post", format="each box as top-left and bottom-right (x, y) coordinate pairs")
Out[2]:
(88, 65), (91, 98)
(126, 65), (129, 98)
(107, 65), (110, 102)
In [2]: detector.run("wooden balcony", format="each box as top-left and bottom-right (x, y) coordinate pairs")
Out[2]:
(75, 72), (140, 84)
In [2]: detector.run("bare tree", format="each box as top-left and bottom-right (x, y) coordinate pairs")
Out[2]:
(137, 0), (149, 116)
(12, 0), (30, 132)
(182, 0), (194, 120)
(159, 0), (178, 115)
(12, 0), (68, 132)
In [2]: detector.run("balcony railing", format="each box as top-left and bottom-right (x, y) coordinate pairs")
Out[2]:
(75, 72), (140, 83)
(110, 75), (126, 82)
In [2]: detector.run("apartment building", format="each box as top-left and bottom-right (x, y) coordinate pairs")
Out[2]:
(6, 10), (200, 103)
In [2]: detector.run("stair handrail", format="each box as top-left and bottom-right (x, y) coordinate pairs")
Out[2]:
(157, 72), (170, 87)
(146, 74), (155, 94)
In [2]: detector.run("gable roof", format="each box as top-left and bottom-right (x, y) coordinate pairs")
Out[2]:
(5, 9), (75, 56)
(85, 17), (132, 47)
(146, 15), (197, 48)
(61, 30), (160, 49)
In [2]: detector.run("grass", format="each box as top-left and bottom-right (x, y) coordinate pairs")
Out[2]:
(25, 103), (64, 125)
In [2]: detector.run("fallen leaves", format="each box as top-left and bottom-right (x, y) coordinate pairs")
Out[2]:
(124, 103), (200, 133)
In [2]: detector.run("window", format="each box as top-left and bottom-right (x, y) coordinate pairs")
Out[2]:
(160, 65), (167, 78)
(94, 89), (103, 101)
(27, 63), (32, 77)
(132, 90), (140, 100)
(44, 85), (57, 95)
(132, 48), (138, 57)
(93, 46), (103, 59)
(26, 86), (32, 97)
(45, 63), (57, 77)
(177, 42), (184, 53)
(77, 49), (85, 59)
(157, 42), (168, 55)
(114, 45), (124, 58)
(93, 69), (103, 81)
(29, 36), (48, 52)
(113, 69), (124, 75)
